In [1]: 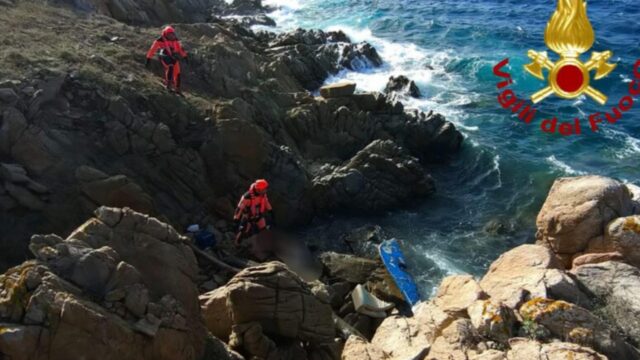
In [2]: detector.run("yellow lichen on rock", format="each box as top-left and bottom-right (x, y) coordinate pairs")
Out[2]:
(520, 297), (573, 321)
(623, 217), (640, 234)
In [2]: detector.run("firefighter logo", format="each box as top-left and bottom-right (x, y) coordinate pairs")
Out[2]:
(524, 0), (616, 105)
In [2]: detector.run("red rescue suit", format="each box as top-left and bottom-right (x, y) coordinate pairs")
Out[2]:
(146, 26), (188, 91)
(234, 184), (273, 240)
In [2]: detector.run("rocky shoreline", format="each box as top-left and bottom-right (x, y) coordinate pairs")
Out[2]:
(2, 176), (640, 360)
(1, 0), (640, 359)
(0, 0), (461, 271)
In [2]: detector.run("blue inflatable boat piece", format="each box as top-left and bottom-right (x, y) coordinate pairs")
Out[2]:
(378, 239), (421, 306)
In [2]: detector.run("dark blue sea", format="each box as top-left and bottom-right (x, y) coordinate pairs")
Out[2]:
(258, 0), (640, 295)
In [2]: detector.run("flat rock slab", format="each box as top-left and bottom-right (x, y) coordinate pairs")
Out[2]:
(320, 82), (356, 98)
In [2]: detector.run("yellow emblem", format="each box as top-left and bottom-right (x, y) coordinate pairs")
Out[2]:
(525, 0), (616, 105)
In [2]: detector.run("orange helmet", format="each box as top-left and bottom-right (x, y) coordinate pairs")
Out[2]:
(162, 26), (176, 38)
(254, 179), (269, 192)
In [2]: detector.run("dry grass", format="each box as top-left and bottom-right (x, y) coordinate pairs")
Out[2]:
(0, 1), (214, 110)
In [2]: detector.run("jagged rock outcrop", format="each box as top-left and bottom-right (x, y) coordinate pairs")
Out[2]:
(200, 262), (337, 359)
(0, 2), (463, 271)
(479, 244), (589, 309)
(384, 75), (421, 99)
(262, 28), (383, 90)
(0, 207), (207, 359)
(312, 140), (436, 213)
(520, 298), (640, 360)
(573, 261), (640, 345)
(536, 176), (634, 267)
(434, 274), (486, 314)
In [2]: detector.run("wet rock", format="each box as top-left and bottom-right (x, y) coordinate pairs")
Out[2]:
(235, 14), (276, 27)
(341, 225), (385, 259)
(320, 82), (357, 98)
(536, 176), (634, 267)
(340, 43), (383, 70)
(327, 30), (350, 43)
(479, 245), (590, 309)
(573, 261), (640, 345)
(384, 75), (421, 98)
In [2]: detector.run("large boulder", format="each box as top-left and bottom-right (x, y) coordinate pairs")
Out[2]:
(536, 176), (634, 267)
(479, 245), (589, 309)
(0, 207), (207, 360)
(370, 301), (456, 360)
(384, 75), (421, 99)
(320, 82), (357, 98)
(573, 261), (640, 345)
(601, 216), (640, 267)
(200, 262), (335, 352)
(520, 298), (639, 360)
(312, 140), (435, 213)
(76, 166), (154, 215)
(319, 252), (380, 284)
(434, 274), (486, 313)
(506, 338), (607, 360)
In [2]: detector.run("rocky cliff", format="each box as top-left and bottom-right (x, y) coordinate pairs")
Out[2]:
(3, 176), (640, 360)
(0, 0), (462, 271)
(3, 0), (639, 359)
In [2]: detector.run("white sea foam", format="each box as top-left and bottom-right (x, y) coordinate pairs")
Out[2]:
(620, 74), (632, 83)
(262, 0), (303, 10)
(319, 24), (481, 135)
(421, 250), (461, 277)
(603, 128), (640, 159)
(546, 155), (586, 175)
(254, 0), (306, 31)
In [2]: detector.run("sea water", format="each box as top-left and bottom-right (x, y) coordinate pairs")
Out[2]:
(258, 0), (640, 296)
